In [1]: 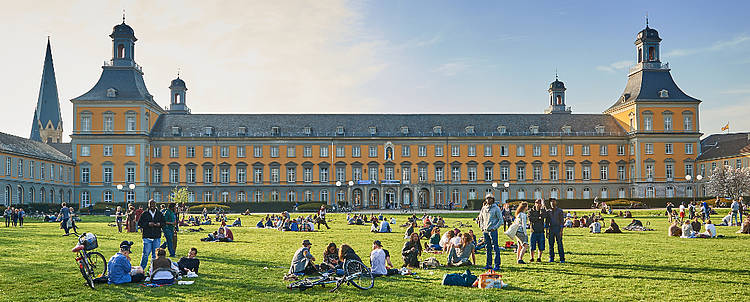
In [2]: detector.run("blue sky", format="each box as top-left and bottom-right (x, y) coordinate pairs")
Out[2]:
(0, 0), (748, 139)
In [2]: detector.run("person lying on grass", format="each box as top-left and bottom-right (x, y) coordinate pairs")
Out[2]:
(200, 227), (234, 242)
(107, 240), (146, 284)
(178, 247), (200, 276)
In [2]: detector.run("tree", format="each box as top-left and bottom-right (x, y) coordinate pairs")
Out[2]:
(170, 186), (190, 204)
(706, 165), (750, 200)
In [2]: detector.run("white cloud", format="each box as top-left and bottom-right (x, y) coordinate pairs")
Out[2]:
(433, 59), (472, 76)
(720, 89), (750, 95)
(595, 60), (632, 73)
(666, 35), (750, 57)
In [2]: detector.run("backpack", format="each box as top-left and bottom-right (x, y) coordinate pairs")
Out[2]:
(441, 269), (477, 287)
(420, 257), (440, 269)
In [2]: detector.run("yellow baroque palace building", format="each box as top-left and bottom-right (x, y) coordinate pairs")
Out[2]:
(5, 20), (723, 209)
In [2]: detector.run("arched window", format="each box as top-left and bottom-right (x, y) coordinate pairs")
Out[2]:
(582, 187), (590, 199)
(104, 191), (113, 203)
(566, 187), (574, 199)
(81, 191), (90, 207)
(254, 190), (263, 202)
(666, 186), (674, 198)
(117, 44), (125, 58)
(237, 191), (246, 202)
(222, 191), (230, 202)
(638, 48), (642, 63)
(320, 190), (328, 203)
(288, 190), (296, 202)
(29, 188), (35, 203)
(600, 187), (608, 198)
(5, 186), (11, 205)
(17, 186), (23, 204)
(175, 93), (181, 104)
(556, 95), (562, 105)
(648, 47), (654, 61)
(204, 191), (213, 202)
(550, 188), (558, 199)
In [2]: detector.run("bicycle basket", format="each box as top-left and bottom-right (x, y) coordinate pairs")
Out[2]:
(79, 233), (98, 251)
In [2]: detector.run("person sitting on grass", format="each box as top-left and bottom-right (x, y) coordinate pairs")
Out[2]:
(178, 247), (200, 276)
(402, 232), (422, 268)
(564, 217), (573, 228)
(589, 218), (602, 234)
(337, 244), (363, 276)
(404, 222), (417, 239)
(287, 240), (317, 279)
(370, 240), (398, 276)
(149, 248), (178, 285)
(691, 219), (702, 233)
(718, 213), (732, 226)
(604, 219), (622, 233)
(231, 217), (241, 227)
(737, 215), (750, 234)
(265, 218), (274, 228)
(668, 221), (682, 237)
(256, 218), (265, 228)
(425, 228), (442, 251)
(107, 241), (146, 284)
(379, 218), (391, 233)
(447, 233), (476, 267)
(701, 220), (717, 238)
(319, 243), (340, 272)
(289, 219), (299, 232)
(370, 220), (379, 233)
(681, 220), (696, 238)
(440, 230), (455, 252)
(419, 221), (435, 239)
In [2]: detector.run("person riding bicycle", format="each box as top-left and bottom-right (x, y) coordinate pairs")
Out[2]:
(107, 241), (145, 284)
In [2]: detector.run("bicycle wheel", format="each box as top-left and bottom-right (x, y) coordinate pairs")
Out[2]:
(87, 252), (107, 278)
(287, 276), (324, 291)
(344, 260), (374, 290)
(78, 259), (95, 289)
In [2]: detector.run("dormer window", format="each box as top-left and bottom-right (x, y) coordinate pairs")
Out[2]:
(106, 88), (117, 98)
(337, 126), (345, 135)
(271, 126), (280, 136)
(659, 89), (669, 98)
(400, 126), (409, 135)
(497, 126), (507, 134)
(171, 126), (181, 136)
(303, 126), (312, 136)
(368, 126), (376, 135)
(562, 126), (572, 134)
(595, 125), (605, 134)
(203, 127), (213, 136)
(465, 126), (475, 135)
(433, 126), (442, 135)
(529, 125), (539, 134)
(238, 126), (247, 136)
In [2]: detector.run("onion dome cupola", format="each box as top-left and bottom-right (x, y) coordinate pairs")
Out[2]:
(168, 75), (190, 114)
(545, 76), (571, 114)
(635, 24), (661, 64)
(110, 18), (137, 66)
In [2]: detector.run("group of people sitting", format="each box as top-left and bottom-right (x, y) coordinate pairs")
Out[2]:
(286, 239), (401, 280)
(107, 240), (200, 285)
(669, 219), (719, 238)
(200, 226), (234, 242)
(563, 212), (604, 229)
(256, 212), (325, 232)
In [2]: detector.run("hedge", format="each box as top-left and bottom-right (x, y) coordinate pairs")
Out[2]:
(87, 201), (329, 214)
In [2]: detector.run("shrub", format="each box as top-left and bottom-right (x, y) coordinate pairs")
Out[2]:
(296, 202), (326, 212)
(188, 204), (230, 213)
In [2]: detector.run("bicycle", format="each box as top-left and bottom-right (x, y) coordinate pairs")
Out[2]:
(287, 259), (374, 292)
(453, 221), (474, 229)
(71, 233), (107, 289)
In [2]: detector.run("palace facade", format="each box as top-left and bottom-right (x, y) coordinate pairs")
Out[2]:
(2, 20), (710, 208)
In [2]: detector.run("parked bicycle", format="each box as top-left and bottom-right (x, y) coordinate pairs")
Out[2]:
(287, 259), (374, 292)
(71, 233), (107, 289)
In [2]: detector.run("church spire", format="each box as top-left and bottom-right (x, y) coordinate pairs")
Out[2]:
(30, 38), (63, 143)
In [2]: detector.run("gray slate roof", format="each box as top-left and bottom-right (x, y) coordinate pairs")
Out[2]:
(30, 39), (62, 142)
(72, 65), (159, 108)
(697, 132), (750, 161)
(151, 113), (626, 138)
(0, 132), (73, 163)
(607, 68), (699, 111)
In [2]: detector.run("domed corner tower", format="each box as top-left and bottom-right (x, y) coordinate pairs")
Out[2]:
(544, 76), (571, 114)
(168, 76), (190, 115)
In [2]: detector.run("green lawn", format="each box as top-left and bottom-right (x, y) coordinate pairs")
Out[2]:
(0, 209), (748, 302)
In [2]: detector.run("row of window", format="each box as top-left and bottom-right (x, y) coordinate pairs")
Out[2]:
(79, 111), (144, 132)
(144, 143), (690, 160)
(632, 111), (694, 132)
(80, 144), (137, 157)
(2, 156), (71, 183)
(3, 185), (70, 204)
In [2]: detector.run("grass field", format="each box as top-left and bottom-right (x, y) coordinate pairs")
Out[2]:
(0, 209), (748, 302)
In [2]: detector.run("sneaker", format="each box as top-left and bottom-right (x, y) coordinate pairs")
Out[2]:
(483, 265), (492, 270)
(517, 260), (526, 264)
(548, 258), (555, 263)
(536, 258), (541, 263)
(560, 260), (566, 263)
(492, 266), (501, 271)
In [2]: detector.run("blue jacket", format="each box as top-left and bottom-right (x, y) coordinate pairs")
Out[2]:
(108, 253), (132, 284)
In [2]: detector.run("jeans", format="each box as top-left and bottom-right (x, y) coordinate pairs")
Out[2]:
(731, 211), (740, 226)
(548, 226), (565, 261)
(483, 230), (501, 268)
(163, 229), (176, 257)
(141, 237), (161, 269)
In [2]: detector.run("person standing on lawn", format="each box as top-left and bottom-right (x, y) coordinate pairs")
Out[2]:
(547, 198), (566, 263)
(58, 202), (71, 235)
(476, 194), (503, 270)
(17, 208), (24, 227)
(161, 203), (177, 257)
(528, 199), (548, 262)
(115, 206), (124, 233)
(138, 199), (165, 270)
(731, 199), (741, 226)
(3, 207), (11, 227)
(317, 205), (330, 230)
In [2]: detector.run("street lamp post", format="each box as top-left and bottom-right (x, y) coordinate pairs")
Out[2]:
(116, 183), (137, 204)
(335, 181), (342, 209)
(491, 182), (510, 203)
(347, 180), (354, 210)
(685, 174), (703, 204)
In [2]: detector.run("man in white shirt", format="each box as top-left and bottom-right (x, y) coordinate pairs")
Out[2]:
(703, 220), (717, 238)
(369, 240), (395, 276)
(589, 219), (602, 234)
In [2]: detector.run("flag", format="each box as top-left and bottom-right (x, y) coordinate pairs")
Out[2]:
(721, 123), (729, 131)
